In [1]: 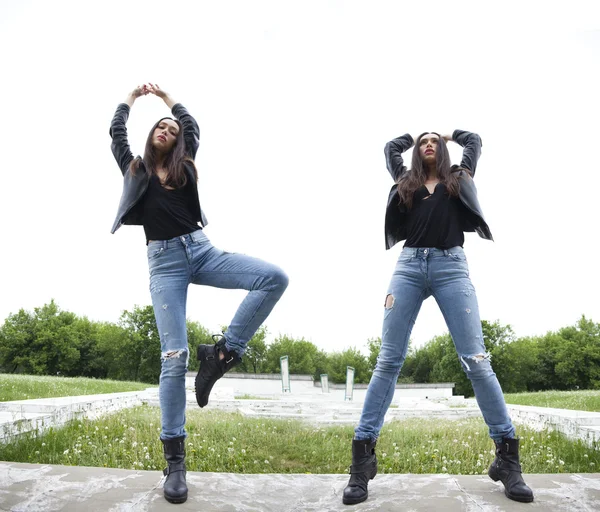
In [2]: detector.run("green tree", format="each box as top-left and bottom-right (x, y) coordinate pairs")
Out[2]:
(238, 326), (269, 373)
(492, 336), (539, 393)
(264, 334), (325, 378)
(327, 347), (371, 384)
(553, 316), (600, 389)
(427, 334), (472, 396)
(0, 308), (36, 373)
(100, 305), (161, 383)
(366, 337), (381, 372)
(0, 300), (82, 376)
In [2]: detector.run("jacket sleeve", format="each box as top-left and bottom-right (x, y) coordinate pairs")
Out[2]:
(109, 103), (134, 176)
(452, 129), (482, 177)
(384, 134), (414, 182)
(172, 103), (200, 160)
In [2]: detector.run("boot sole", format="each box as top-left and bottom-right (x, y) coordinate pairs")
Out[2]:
(194, 372), (214, 408)
(342, 470), (376, 505)
(195, 345), (217, 408)
(164, 492), (188, 504)
(343, 494), (368, 505)
(505, 490), (534, 503)
(489, 469), (533, 503)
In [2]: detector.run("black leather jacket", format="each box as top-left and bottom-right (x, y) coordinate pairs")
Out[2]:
(384, 129), (492, 250)
(109, 103), (208, 234)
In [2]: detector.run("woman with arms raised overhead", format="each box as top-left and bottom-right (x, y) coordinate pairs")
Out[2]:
(109, 84), (288, 504)
(342, 130), (533, 506)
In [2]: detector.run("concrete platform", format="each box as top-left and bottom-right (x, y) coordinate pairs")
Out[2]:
(0, 390), (156, 441)
(1, 462), (598, 511)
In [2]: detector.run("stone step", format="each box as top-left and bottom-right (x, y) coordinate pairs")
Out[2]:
(1, 461), (598, 511)
(0, 390), (154, 441)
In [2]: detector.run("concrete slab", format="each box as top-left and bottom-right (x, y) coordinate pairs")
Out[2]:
(0, 462), (598, 511)
(0, 390), (155, 441)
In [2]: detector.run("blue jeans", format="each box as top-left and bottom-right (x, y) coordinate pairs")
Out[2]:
(147, 229), (288, 439)
(355, 246), (515, 443)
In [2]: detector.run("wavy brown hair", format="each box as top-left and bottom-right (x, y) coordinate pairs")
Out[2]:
(129, 117), (197, 188)
(396, 132), (461, 209)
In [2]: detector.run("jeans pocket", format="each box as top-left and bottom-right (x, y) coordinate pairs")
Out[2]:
(449, 252), (467, 263)
(147, 246), (165, 261)
(398, 253), (413, 264)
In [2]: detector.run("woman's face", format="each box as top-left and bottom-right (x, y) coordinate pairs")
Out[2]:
(152, 119), (180, 153)
(419, 133), (439, 164)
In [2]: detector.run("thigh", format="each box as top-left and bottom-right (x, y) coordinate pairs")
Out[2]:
(380, 253), (428, 362)
(431, 252), (485, 356)
(147, 245), (189, 351)
(190, 243), (284, 291)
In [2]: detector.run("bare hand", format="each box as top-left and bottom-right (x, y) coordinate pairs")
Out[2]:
(442, 134), (453, 143)
(130, 84), (149, 98)
(147, 83), (176, 109)
(147, 83), (168, 99)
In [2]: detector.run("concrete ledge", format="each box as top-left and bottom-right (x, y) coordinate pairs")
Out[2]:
(223, 373), (314, 381)
(0, 462), (598, 511)
(507, 404), (600, 447)
(0, 389), (155, 441)
(316, 382), (456, 390)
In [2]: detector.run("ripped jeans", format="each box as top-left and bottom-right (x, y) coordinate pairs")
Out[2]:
(148, 229), (288, 440)
(355, 246), (515, 443)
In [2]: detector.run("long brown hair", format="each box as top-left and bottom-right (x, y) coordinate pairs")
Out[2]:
(129, 117), (197, 188)
(396, 132), (460, 209)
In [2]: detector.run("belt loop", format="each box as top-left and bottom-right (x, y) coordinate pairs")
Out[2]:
(443, 249), (449, 257)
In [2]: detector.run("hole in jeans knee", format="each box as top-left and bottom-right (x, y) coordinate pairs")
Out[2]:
(384, 294), (395, 309)
(460, 353), (490, 372)
(161, 349), (188, 362)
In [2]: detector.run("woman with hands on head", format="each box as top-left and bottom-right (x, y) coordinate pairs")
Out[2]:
(342, 131), (533, 506)
(109, 83), (288, 504)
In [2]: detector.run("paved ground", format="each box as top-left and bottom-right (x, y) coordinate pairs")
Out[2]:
(1, 462), (599, 512)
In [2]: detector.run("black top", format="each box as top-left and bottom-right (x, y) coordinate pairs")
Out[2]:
(109, 103), (208, 234)
(404, 183), (467, 249)
(142, 174), (201, 241)
(384, 130), (491, 250)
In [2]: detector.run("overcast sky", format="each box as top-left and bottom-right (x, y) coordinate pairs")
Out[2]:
(1, 1), (599, 355)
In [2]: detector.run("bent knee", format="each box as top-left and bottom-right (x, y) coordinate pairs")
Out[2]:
(459, 352), (495, 378)
(375, 355), (405, 374)
(269, 267), (289, 292)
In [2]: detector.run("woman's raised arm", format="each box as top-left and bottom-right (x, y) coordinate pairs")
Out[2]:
(450, 130), (483, 177)
(148, 83), (200, 160)
(109, 86), (148, 175)
(384, 134), (415, 182)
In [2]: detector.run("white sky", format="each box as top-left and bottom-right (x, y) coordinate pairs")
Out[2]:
(0, 1), (599, 354)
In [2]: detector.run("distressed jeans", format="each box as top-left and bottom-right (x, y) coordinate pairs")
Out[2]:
(147, 229), (288, 439)
(355, 246), (515, 443)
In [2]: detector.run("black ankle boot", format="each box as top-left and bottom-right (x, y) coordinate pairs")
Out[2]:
(195, 335), (241, 408)
(161, 436), (188, 504)
(343, 438), (378, 505)
(488, 437), (534, 503)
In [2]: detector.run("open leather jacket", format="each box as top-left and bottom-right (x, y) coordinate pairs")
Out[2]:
(109, 103), (208, 234)
(384, 129), (492, 250)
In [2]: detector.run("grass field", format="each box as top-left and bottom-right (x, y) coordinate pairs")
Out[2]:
(0, 374), (154, 402)
(0, 407), (597, 474)
(503, 390), (600, 412)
